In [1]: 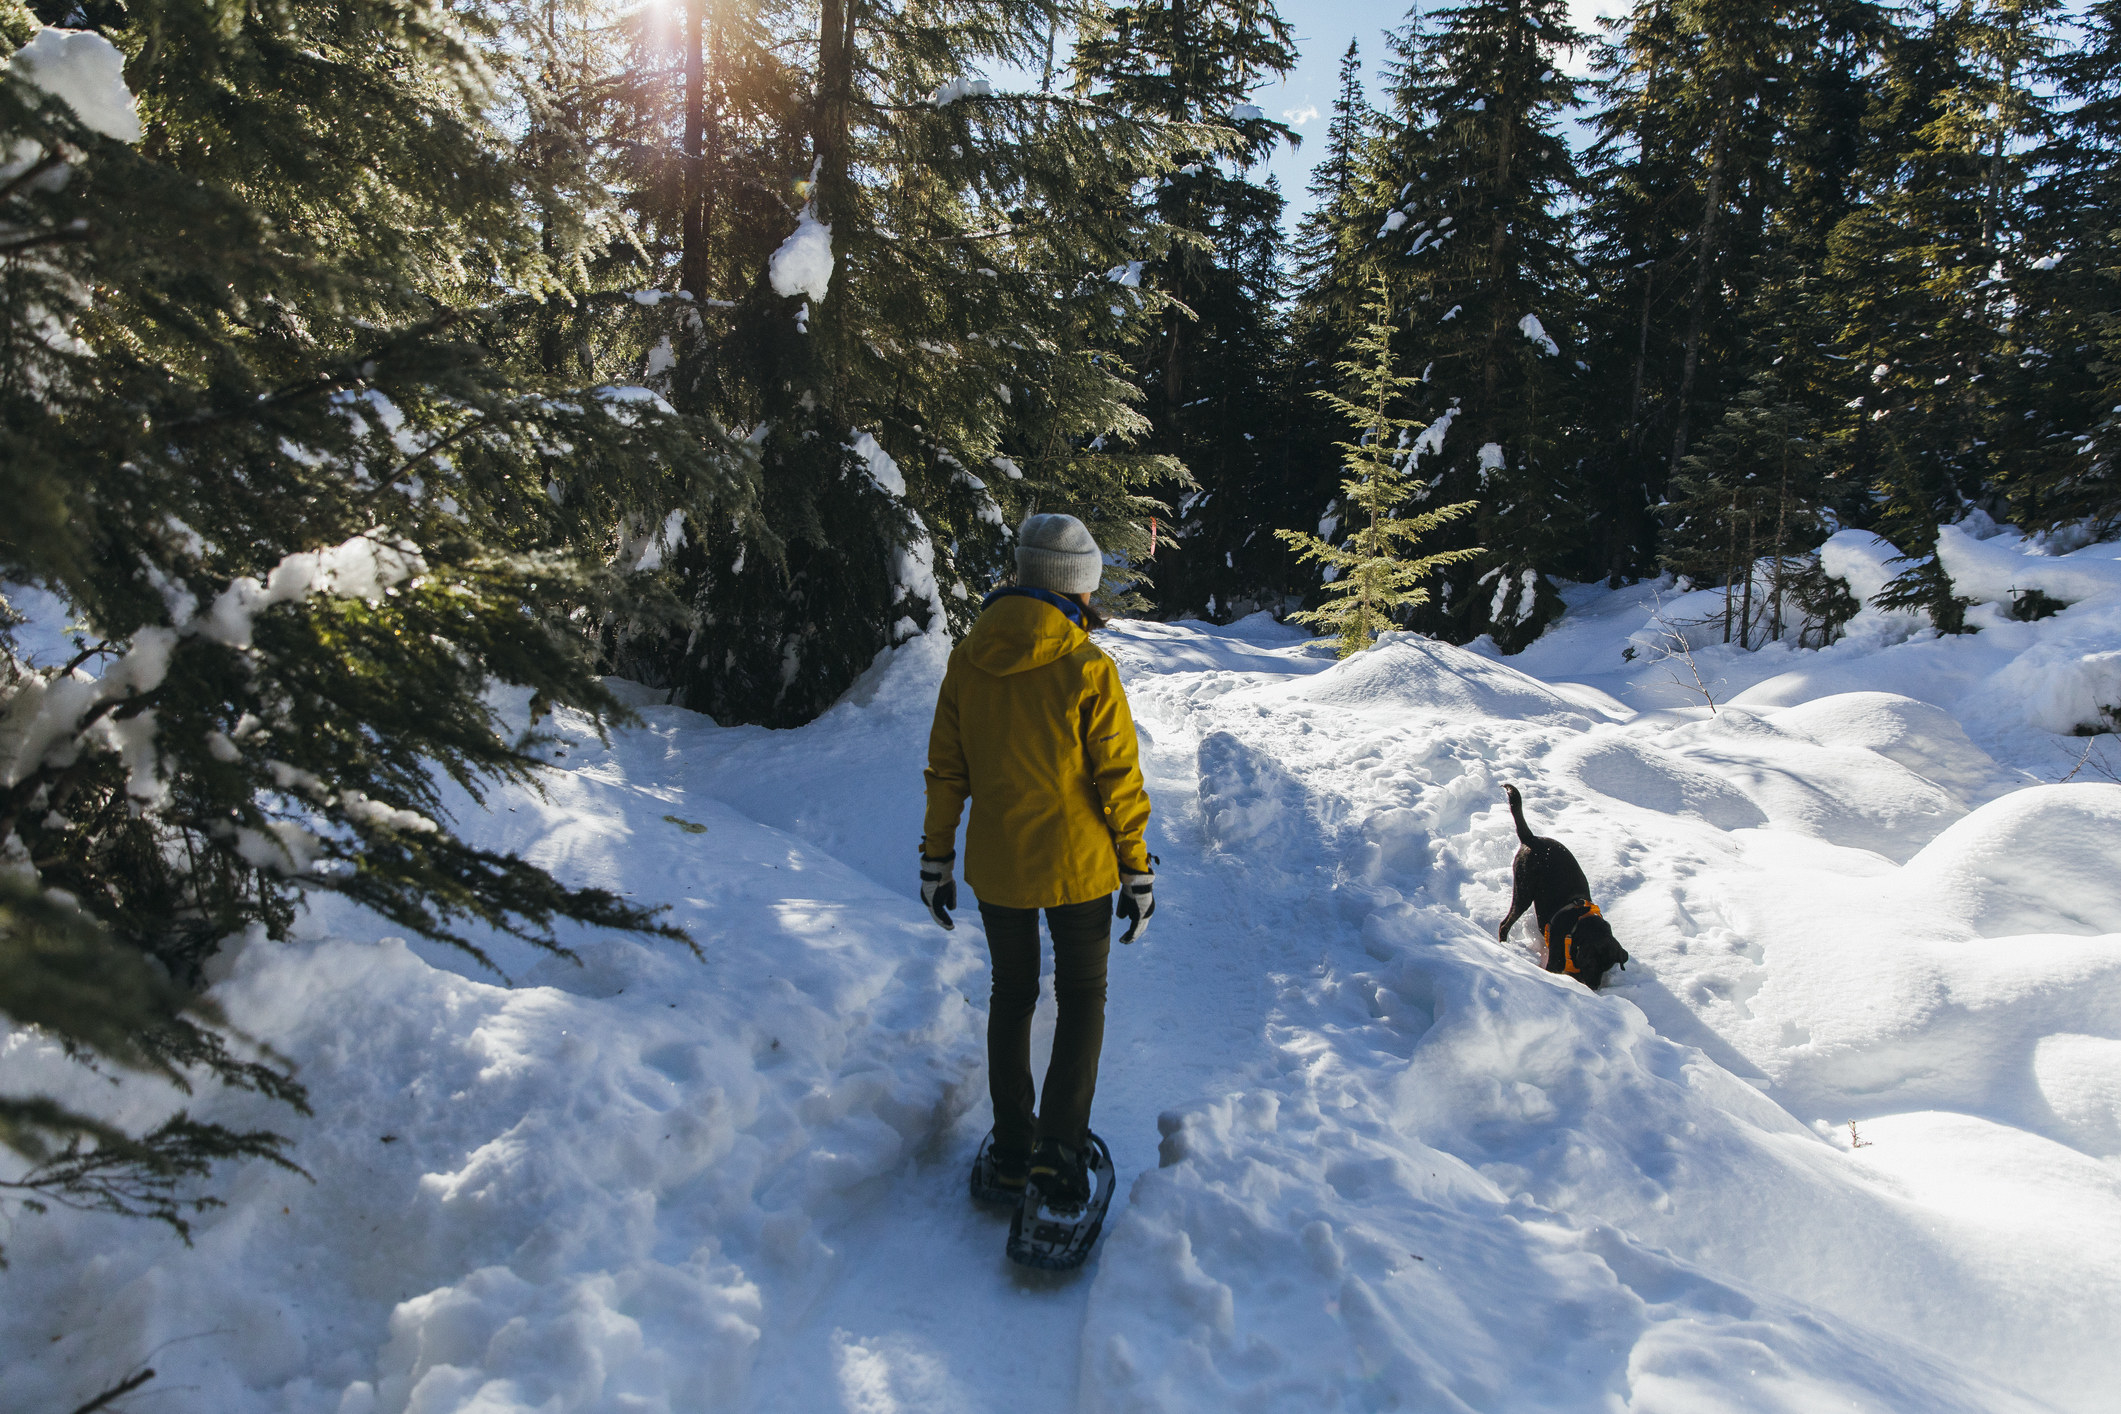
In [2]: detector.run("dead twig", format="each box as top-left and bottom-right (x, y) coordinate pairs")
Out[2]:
(68, 1369), (154, 1414)
(1642, 588), (1721, 714)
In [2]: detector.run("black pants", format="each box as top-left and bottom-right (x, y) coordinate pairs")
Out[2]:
(978, 895), (1112, 1156)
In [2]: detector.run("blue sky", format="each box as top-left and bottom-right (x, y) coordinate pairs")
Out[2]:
(1249, 0), (1621, 228)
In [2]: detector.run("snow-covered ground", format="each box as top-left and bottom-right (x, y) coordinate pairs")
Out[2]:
(5, 522), (2119, 1413)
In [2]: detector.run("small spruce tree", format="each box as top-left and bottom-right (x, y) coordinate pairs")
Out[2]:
(1278, 284), (1479, 657)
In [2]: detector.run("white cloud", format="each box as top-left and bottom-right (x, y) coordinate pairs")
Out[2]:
(1283, 103), (1319, 128)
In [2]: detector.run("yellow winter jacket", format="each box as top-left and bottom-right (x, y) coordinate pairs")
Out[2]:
(922, 592), (1152, 909)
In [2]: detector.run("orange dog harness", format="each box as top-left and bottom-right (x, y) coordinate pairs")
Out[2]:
(1543, 901), (1603, 977)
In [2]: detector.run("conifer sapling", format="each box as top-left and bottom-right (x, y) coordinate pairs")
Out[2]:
(1278, 282), (1479, 657)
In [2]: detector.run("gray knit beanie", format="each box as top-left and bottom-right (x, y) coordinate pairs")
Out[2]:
(1014, 513), (1103, 595)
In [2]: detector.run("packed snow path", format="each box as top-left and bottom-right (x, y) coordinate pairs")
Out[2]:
(7, 541), (2121, 1412)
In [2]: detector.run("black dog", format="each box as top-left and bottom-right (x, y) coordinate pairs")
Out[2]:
(1498, 784), (1628, 990)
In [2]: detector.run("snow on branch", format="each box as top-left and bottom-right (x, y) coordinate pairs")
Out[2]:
(1518, 313), (1558, 356)
(5, 28), (142, 144)
(929, 78), (992, 106)
(0, 536), (427, 805)
(769, 209), (835, 304)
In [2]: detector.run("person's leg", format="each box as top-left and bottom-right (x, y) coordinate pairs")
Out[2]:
(978, 901), (1041, 1163)
(1034, 895), (1113, 1150)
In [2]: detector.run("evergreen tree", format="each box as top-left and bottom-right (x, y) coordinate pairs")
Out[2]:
(1282, 38), (1384, 623)
(1363, 0), (1588, 649)
(1278, 284), (1479, 657)
(2017, 0), (2121, 532)
(1581, 0), (1817, 584)
(1661, 373), (1828, 646)
(1291, 38), (1377, 315)
(1, 3), (742, 1252)
(1823, 0), (2059, 606)
(1072, 0), (1302, 621)
(599, 0), (1194, 722)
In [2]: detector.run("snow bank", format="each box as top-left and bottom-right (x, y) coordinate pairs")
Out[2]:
(1989, 639), (2121, 735)
(1291, 632), (1587, 724)
(1900, 783), (2121, 936)
(1919, 521), (2121, 735)
(1092, 530), (2121, 1413)
(1767, 691), (2005, 805)
(767, 209), (834, 303)
(0, 681), (985, 1414)
(1089, 930), (2051, 1413)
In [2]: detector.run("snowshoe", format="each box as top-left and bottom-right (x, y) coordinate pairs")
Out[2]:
(1006, 1132), (1115, 1272)
(969, 1129), (1030, 1206)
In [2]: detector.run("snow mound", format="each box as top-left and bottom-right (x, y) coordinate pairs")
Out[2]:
(1769, 692), (2007, 806)
(1557, 735), (1768, 830)
(1623, 703), (1976, 861)
(1936, 521), (2121, 607)
(1900, 783), (2121, 937)
(1086, 914), (2057, 1414)
(1817, 528), (1904, 606)
(1982, 640), (2121, 736)
(2034, 1036), (2121, 1155)
(1292, 633), (1585, 723)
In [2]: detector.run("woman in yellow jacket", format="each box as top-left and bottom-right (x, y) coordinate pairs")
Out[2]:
(920, 513), (1154, 1207)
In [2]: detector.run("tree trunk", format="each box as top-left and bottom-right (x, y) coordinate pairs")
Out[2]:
(1627, 263), (1654, 462)
(1722, 494), (1737, 643)
(1669, 81), (1732, 480)
(680, 0), (708, 298)
(1159, 0), (1195, 417)
(1738, 502), (1757, 649)
(1483, 0), (1525, 406)
(815, 0), (857, 213)
(1769, 446), (1791, 641)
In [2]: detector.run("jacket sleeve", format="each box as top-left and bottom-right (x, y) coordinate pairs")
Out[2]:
(1082, 654), (1153, 874)
(921, 655), (969, 859)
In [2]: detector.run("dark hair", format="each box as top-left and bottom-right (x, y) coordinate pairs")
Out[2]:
(1076, 595), (1111, 631)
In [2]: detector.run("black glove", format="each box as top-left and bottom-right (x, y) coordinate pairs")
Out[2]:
(1117, 866), (1156, 944)
(920, 851), (957, 931)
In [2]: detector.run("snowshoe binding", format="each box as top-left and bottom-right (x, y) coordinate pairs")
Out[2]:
(1006, 1133), (1115, 1272)
(969, 1129), (1030, 1206)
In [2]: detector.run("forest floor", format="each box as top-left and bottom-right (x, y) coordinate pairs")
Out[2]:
(5, 522), (2121, 1414)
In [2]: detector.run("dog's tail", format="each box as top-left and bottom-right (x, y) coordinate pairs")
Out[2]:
(1504, 784), (1537, 846)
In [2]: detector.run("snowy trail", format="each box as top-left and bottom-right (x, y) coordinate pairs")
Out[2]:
(705, 611), (2083, 1412)
(8, 526), (2121, 1413)
(731, 624), (1310, 1413)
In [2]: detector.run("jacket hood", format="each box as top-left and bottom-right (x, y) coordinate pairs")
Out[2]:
(962, 592), (1088, 676)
